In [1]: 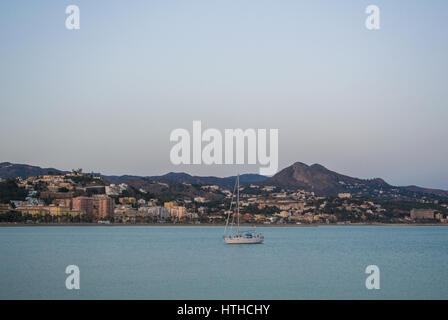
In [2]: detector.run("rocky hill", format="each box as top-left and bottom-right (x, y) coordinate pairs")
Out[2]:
(0, 162), (66, 179)
(264, 162), (448, 198)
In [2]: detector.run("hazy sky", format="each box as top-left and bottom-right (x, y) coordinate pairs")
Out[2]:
(1, 0), (447, 188)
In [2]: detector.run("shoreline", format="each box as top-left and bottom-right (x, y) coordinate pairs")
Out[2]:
(0, 222), (446, 227)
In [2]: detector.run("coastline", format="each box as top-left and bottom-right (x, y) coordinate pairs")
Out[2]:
(0, 222), (446, 227)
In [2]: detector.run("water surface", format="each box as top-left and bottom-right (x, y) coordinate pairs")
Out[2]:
(0, 226), (447, 299)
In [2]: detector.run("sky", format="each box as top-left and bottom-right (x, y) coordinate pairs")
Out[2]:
(0, 0), (447, 189)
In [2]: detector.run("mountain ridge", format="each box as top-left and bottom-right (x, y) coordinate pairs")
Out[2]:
(1, 161), (447, 198)
(0, 162), (67, 178)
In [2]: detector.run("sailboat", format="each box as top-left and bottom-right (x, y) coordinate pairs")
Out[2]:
(224, 174), (264, 244)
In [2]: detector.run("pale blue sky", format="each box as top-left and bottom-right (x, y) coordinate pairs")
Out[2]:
(1, 1), (447, 188)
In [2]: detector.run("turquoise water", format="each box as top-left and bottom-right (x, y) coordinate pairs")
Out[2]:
(0, 226), (447, 299)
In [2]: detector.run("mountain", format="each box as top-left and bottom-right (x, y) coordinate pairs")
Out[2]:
(99, 174), (143, 184)
(129, 172), (267, 189)
(400, 185), (448, 198)
(0, 162), (66, 179)
(0, 162), (267, 189)
(264, 162), (448, 198)
(264, 162), (386, 195)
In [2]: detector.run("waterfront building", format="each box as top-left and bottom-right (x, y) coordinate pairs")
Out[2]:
(72, 196), (94, 215)
(169, 206), (186, 219)
(410, 209), (435, 220)
(0, 203), (12, 213)
(94, 195), (114, 218)
(138, 206), (170, 220)
(17, 205), (81, 217)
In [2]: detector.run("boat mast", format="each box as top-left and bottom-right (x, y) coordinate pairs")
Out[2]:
(224, 174), (238, 237)
(237, 174), (240, 234)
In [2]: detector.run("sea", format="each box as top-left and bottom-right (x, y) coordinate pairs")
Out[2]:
(0, 225), (447, 299)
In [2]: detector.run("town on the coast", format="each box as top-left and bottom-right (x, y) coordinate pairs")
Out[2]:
(1, 166), (447, 225)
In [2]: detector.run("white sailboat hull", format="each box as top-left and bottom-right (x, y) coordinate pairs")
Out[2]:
(224, 236), (264, 244)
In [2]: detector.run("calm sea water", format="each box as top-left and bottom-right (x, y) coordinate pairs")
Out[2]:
(0, 226), (447, 299)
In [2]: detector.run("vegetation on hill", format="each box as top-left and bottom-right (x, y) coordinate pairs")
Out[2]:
(0, 179), (27, 204)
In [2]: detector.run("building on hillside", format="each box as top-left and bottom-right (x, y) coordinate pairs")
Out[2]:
(53, 198), (72, 208)
(201, 185), (220, 191)
(85, 185), (106, 195)
(410, 209), (435, 220)
(277, 211), (290, 219)
(0, 203), (12, 213)
(277, 202), (302, 210)
(39, 191), (74, 199)
(164, 201), (176, 209)
(119, 197), (136, 205)
(105, 184), (121, 196)
(193, 197), (208, 203)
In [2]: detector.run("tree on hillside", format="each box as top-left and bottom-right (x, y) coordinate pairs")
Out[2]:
(0, 179), (27, 204)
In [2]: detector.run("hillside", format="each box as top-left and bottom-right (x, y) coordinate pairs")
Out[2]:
(1, 161), (447, 199)
(0, 162), (66, 179)
(264, 162), (448, 198)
